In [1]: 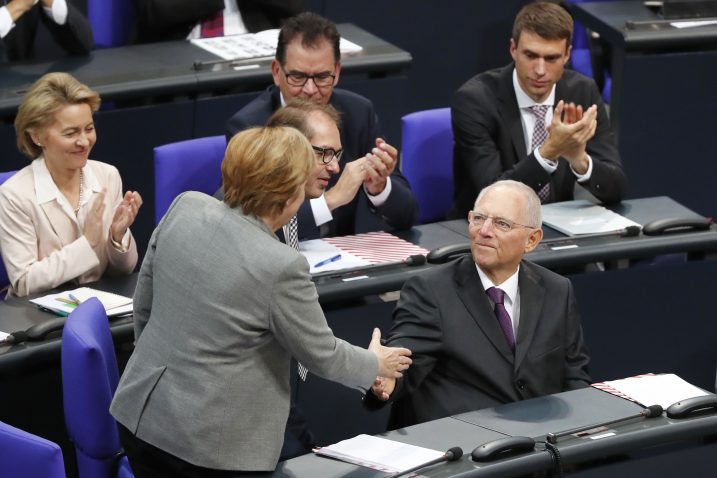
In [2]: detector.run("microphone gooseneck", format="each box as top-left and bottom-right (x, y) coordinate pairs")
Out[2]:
(546, 405), (663, 444)
(383, 446), (464, 478)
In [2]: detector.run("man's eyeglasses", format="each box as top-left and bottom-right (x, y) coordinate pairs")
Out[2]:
(469, 212), (536, 233)
(312, 145), (343, 164)
(283, 69), (336, 87)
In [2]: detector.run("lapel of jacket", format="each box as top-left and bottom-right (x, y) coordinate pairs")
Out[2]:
(514, 261), (545, 370)
(498, 64), (527, 166)
(454, 256), (515, 363)
(39, 200), (81, 246)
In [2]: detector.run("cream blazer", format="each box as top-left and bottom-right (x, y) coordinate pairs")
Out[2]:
(0, 159), (137, 297)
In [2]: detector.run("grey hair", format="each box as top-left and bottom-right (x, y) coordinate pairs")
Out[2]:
(473, 180), (542, 228)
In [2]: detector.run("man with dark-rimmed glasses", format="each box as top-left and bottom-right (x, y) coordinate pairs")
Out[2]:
(225, 12), (417, 239)
(365, 180), (591, 429)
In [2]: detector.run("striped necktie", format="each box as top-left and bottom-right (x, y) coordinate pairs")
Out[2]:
(531, 104), (551, 203)
(286, 215), (308, 381)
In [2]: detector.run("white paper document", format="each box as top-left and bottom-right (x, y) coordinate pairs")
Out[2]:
(315, 434), (444, 474)
(601, 374), (710, 409)
(191, 29), (362, 61)
(671, 19), (717, 29)
(300, 240), (369, 274)
(30, 287), (133, 317)
(541, 200), (641, 235)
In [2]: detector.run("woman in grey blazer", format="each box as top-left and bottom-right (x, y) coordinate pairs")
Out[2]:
(110, 126), (412, 476)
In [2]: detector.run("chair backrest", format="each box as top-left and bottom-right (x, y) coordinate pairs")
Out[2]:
(566, 0), (612, 103)
(0, 420), (66, 478)
(61, 298), (132, 478)
(87, 0), (135, 48)
(401, 108), (454, 224)
(154, 135), (227, 224)
(0, 170), (17, 293)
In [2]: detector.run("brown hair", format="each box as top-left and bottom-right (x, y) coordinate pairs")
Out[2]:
(275, 12), (341, 66)
(14, 72), (101, 159)
(512, 1), (573, 48)
(222, 126), (313, 218)
(266, 98), (341, 139)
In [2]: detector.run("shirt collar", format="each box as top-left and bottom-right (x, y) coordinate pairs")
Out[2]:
(512, 68), (556, 110)
(32, 158), (102, 206)
(476, 263), (520, 306)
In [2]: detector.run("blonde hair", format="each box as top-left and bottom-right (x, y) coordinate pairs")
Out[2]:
(14, 72), (101, 159)
(222, 126), (313, 218)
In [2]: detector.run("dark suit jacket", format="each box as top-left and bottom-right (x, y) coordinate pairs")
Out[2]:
(133, 0), (303, 43)
(225, 85), (418, 239)
(1, 2), (92, 62)
(366, 255), (591, 429)
(449, 64), (627, 219)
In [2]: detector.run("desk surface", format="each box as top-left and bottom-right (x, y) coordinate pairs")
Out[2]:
(571, 0), (717, 51)
(256, 387), (717, 477)
(316, 196), (717, 302)
(0, 24), (411, 117)
(0, 275), (137, 373)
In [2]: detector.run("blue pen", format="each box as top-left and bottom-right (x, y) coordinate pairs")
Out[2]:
(314, 254), (341, 268)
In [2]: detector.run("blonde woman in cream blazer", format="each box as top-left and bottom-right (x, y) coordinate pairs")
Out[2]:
(0, 72), (140, 297)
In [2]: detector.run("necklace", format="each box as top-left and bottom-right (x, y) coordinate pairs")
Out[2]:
(73, 169), (84, 215)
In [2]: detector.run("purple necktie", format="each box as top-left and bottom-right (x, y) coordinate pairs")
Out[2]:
(486, 287), (515, 352)
(531, 104), (551, 203)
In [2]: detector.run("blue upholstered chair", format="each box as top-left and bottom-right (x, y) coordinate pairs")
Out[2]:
(566, 0), (612, 103)
(401, 108), (454, 224)
(61, 298), (134, 478)
(0, 420), (66, 478)
(0, 170), (17, 294)
(87, 0), (134, 48)
(153, 135), (227, 224)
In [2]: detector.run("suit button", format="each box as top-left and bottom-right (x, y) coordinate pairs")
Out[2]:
(516, 380), (526, 390)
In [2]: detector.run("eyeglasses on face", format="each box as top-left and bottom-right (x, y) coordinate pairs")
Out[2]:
(469, 211), (536, 233)
(282, 69), (336, 87)
(312, 145), (343, 164)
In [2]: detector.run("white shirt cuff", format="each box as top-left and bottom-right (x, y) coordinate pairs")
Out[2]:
(572, 154), (593, 182)
(534, 147), (558, 174)
(46, 0), (68, 25)
(364, 176), (392, 207)
(0, 7), (14, 38)
(310, 195), (333, 227)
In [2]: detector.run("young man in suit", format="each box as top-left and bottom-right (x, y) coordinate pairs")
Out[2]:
(449, 1), (626, 219)
(367, 180), (591, 429)
(225, 12), (417, 239)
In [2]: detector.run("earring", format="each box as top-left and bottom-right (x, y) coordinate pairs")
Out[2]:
(36, 143), (42, 147)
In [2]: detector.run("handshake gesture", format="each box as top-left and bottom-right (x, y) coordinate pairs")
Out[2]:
(367, 328), (408, 402)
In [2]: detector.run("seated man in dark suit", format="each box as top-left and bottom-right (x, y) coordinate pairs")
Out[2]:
(449, 1), (626, 219)
(226, 12), (418, 239)
(132, 0), (303, 43)
(367, 180), (591, 429)
(1, 0), (92, 62)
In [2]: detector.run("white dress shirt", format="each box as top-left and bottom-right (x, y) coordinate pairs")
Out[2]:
(512, 68), (593, 182)
(476, 264), (521, 337)
(0, 0), (67, 38)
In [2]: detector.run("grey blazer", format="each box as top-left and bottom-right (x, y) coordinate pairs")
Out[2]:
(110, 192), (377, 471)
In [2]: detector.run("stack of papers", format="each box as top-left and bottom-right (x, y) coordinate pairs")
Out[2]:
(315, 434), (444, 474)
(300, 231), (429, 274)
(593, 374), (710, 409)
(542, 200), (640, 235)
(191, 29), (362, 62)
(30, 287), (133, 317)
